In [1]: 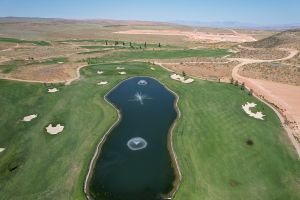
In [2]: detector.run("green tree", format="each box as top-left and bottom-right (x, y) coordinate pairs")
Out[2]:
(248, 89), (253, 96)
(230, 77), (234, 84)
(182, 71), (186, 77)
(158, 43), (161, 48)
(241, 82), (245, 90)
(234, 80), (238, 86)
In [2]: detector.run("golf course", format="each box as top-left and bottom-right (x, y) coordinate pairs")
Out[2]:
(0, 57), (299, 199)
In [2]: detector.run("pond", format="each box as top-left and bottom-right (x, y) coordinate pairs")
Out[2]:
(88, 77), (178, 200)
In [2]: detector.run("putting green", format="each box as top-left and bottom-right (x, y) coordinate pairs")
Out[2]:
(0, 62), (299, 200)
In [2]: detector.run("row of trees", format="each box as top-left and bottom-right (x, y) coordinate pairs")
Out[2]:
(105, 40), (161, 48)
(230, 78), (253, 95)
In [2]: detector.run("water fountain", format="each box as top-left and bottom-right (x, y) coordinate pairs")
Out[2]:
(130, 92), (151, 105)
(127, 137), (148, 151)
(137, 79), (148, 86)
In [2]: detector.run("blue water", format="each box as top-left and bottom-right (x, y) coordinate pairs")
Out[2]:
(90, 77), (177, 200)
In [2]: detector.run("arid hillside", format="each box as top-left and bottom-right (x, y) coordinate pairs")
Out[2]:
(245, 29), (300, 49)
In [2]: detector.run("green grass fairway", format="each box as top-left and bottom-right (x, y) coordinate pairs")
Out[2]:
(0, 62), (299, 200)
(86, 49), (229, 64)
(0, 37), (51, 46)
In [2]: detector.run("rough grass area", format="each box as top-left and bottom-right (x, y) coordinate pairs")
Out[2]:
(0, 57), (68, 74)
(0, 37), (51, 46)
(0, 62), (299, 200)
(86, 49), (229, 64)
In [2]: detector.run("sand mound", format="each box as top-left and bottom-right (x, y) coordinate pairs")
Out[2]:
(118, 71), (126, 75)
(97, 71), (104, 75)
(242, 102), (265, 120)
(0, 148), (5, 153)
(48, 88), (59, 93)
(22, 114), (38, 122)
(46, 124), (64, 135)
(170, 74), (194, 84)
(97, 81), (108, 85)
(116, 67), (125, 70)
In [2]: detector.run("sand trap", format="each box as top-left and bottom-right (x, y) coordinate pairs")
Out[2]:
(97, 71), (104, 75)
(150, 67), (155, 70)
(97, 81), (108, 85)
(118, 71), (126, 75)
(116, 67), (125, 70)
(0, 148), (5, 153)
(22, 114), (38, 122)
(46, 124), (64, 135)
(48, 88), (59, 93)
(58, 62), (64, 64)
(170, 74), (194, 84)
(242, 102), (265, 120)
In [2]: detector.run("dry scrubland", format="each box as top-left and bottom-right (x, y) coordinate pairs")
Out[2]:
(240, 62), (300, 85)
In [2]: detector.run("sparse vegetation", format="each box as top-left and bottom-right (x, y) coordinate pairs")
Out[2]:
(0, 37), (51, 46)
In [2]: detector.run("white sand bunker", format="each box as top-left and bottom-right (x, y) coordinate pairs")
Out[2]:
(48, 88), (59, 93)
(58, 62), (64, 64)
(0, 148), (5, 153)
(118, 71), (126, 75)
(242, 102), (265, 120)
(97, 71), (104, 75)
(127, 137), (147, 151)
(97, 81), (108, 85)
(170, 74), (194, 84)
(116, 67), (125, 70)
(46, 124), (64, 135)
(22, 114), (37, 122)
(150, 67), (155, 70)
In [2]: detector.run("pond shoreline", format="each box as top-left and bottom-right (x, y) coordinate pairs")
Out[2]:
(83, 76), (182, 200)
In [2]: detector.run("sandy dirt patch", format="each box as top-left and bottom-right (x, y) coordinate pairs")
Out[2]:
(242, 102), (265, 120)
(115, 29), (256, 43)
(48, 88), (59, 93)
(170, 74), (194, 83)
(46, 124), (64, 135)
(0, 148), (5, 153)
(158, 60), (238, 81)
(97, 81), (108, 85)
(22, 114), (38, 122)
